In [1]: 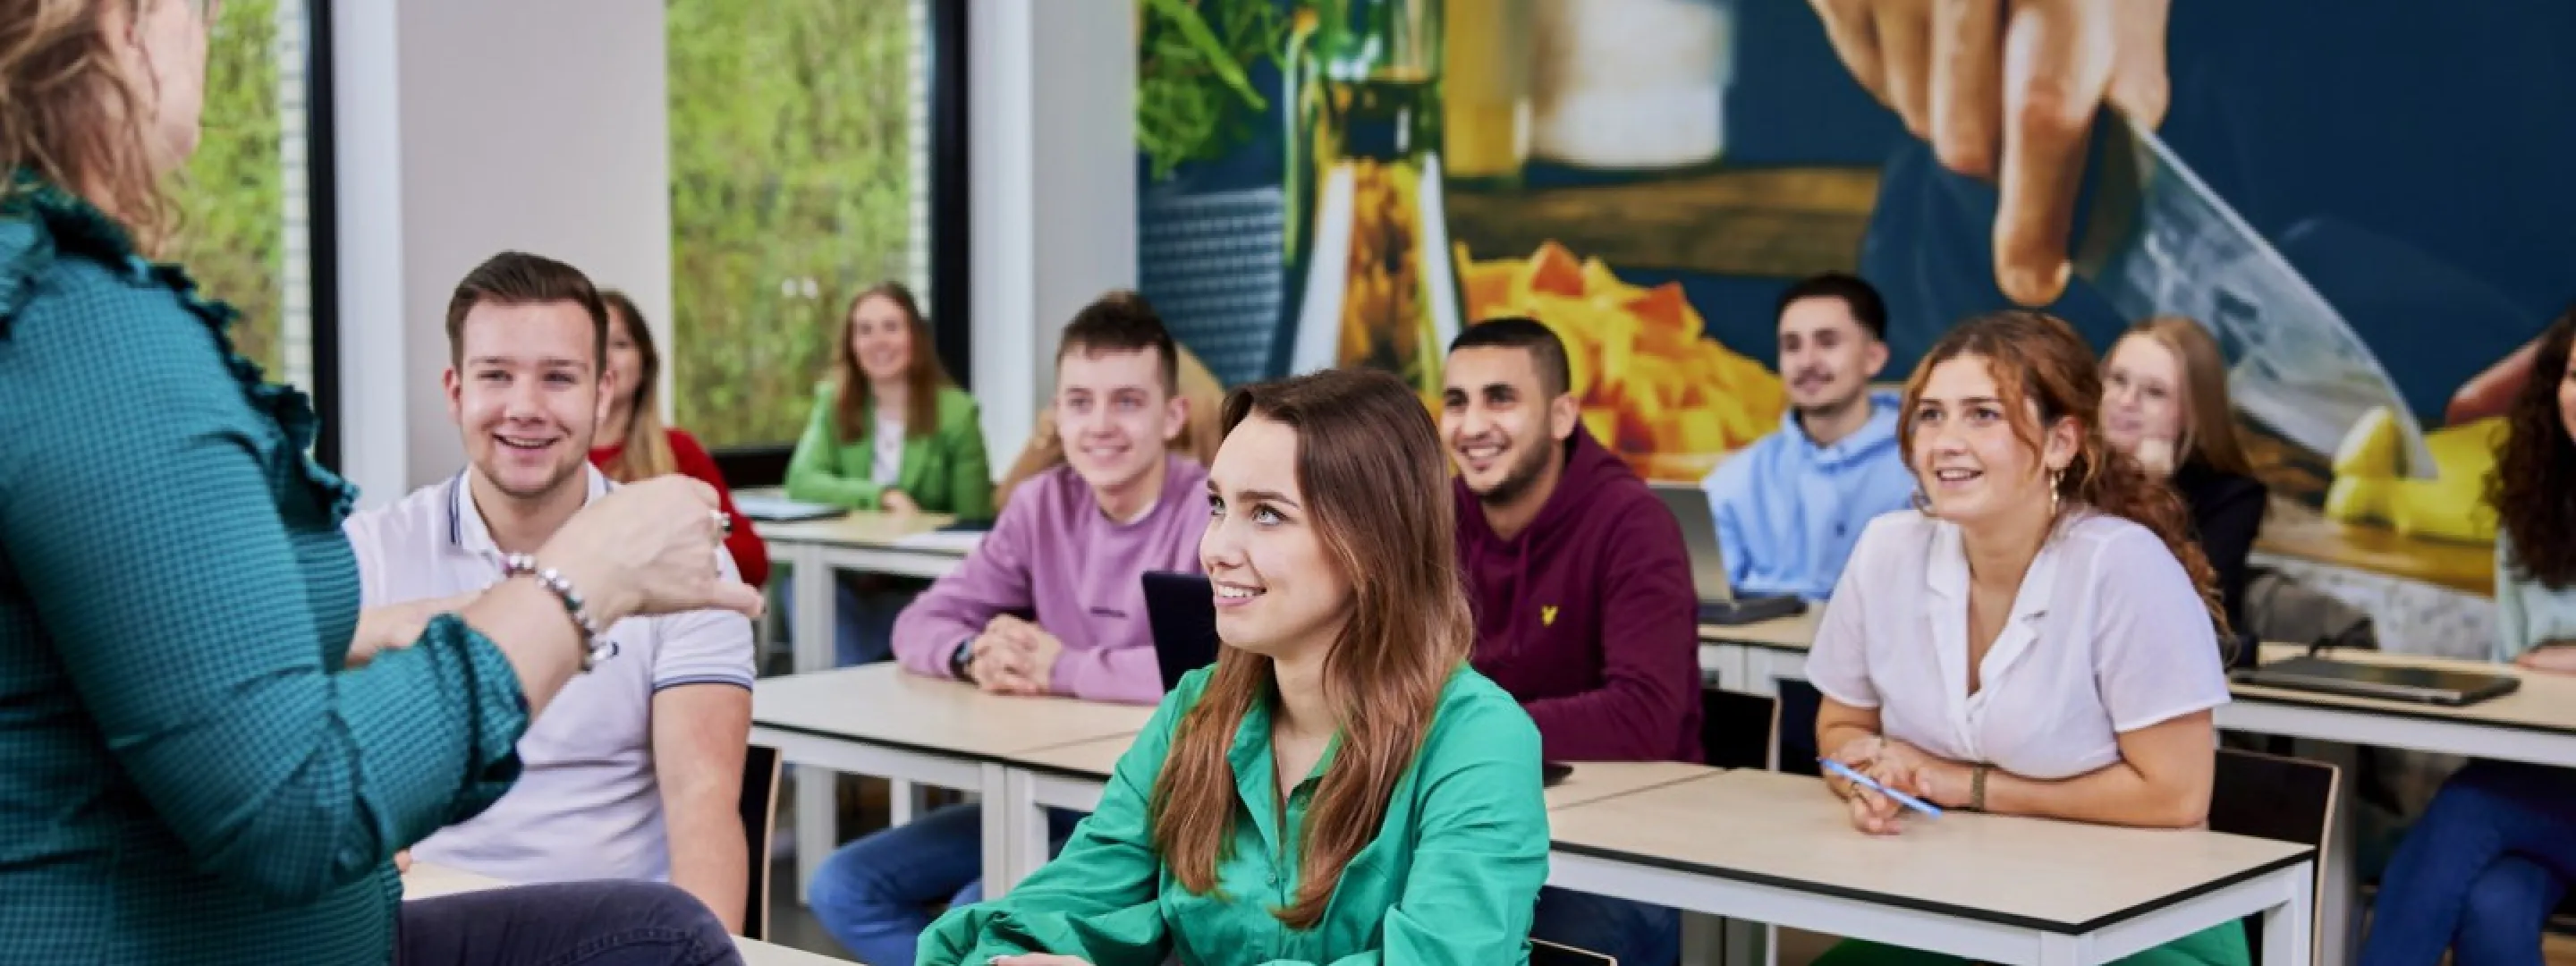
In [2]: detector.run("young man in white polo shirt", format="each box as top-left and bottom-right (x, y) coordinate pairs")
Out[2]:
(343, 252), (754, 931)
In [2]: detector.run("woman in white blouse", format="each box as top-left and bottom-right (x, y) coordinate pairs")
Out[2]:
(1808, 310), (2245, 966)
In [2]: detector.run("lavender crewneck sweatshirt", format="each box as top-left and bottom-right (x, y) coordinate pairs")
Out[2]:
(892, 454), (1208, 705)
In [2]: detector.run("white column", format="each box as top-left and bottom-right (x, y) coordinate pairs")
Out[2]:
(968, 0), (1139, 461)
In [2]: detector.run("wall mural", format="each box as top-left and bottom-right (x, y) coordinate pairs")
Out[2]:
(1137, 0), (2576, 610)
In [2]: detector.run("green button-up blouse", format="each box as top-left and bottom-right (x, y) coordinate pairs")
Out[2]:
(0, 180), (530, 963)
(922, 664), (1551, 966)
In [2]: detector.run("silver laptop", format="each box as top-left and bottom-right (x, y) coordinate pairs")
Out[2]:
(1649, 483), (1808, 626)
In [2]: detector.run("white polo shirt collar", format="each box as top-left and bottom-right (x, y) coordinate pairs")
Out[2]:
(447, 466), (614, 556)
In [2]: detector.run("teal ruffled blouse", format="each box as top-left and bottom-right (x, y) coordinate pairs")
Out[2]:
(0, 176), (532, 964)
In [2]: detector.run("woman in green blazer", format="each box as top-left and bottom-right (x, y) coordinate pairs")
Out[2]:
(786, 283), (993, 664)
(925, 369), (1549, 966)
(786, 281), (992, 519)
(0, 3), (761, 962)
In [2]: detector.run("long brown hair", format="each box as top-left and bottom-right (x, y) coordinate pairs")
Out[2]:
(1, 0), (174, 243)
(2120, 316), (2254, 476)
(2490, 309), (2576, 589)
(1901, 310), (2232, 639)
(1149, 369), (1471, 928)
(597, 289), (677, 482)
(832, 282), (949, 445)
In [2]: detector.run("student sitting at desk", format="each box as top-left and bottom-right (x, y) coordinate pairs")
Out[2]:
(995, 341), (1227, 510)
(589, 288), (767, 589)
(924, 368), (1549, 966)
(809, 291), (1208, 966)
(1809, 311), (2242, 966)
(2362, 310), (2576, 966)
(1441, 318), (1700, 966)
(1701, 273), (1915, 601)
(342, 253), (756, 933)
(2100, 317), (2266, 636)
(785, 281), (992, 665)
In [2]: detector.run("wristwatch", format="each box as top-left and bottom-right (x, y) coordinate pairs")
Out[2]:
(949, 638), (978, 682)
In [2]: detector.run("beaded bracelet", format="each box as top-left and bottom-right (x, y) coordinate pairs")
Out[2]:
(502, 553), (612, 672)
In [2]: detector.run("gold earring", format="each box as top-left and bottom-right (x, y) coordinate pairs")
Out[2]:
(2050, 470), (2063, 519)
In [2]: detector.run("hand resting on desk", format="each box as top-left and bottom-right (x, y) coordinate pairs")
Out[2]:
(2514, 642), (2576, 676)
(969, 614), (1064, 696)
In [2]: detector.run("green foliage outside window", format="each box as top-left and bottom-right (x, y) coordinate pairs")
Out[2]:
(173, 0), (285, 380)
(666, 0), (916, 448)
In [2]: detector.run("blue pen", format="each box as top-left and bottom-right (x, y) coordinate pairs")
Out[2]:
(1818, 758), (1945, 818)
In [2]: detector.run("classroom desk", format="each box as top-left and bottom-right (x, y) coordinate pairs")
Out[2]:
(751, 664), (1155, 905)
(1697, 610), (1818, 694)
(1548, 770), (2314, 966)
(755, 511), (974, 674)
(2222, 644), (2576, 768)
(400, 862), (859, 964)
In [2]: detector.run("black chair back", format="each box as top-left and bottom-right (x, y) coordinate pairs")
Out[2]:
(1699, 688), (1780, 770)
(1532, 937), (1616, 965)
(737, 744), (784, 941)
(2208, 747), (2337, 966)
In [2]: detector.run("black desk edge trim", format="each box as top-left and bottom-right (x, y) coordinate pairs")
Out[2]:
(1546, 841), (2315, 934)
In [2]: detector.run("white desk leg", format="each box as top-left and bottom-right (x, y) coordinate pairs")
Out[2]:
(2267, 865), (2318, 966)
(2036, 932), (2091, 966)
(891, 779), (917, 826)
(2292, 740), (2360, 966)
(787, 547), (838, 905)
(980, 764), (1021, 896)
(790, 547), (833, 674)
(793, 767), (835, 906)
(1676, 912), (1724, 966)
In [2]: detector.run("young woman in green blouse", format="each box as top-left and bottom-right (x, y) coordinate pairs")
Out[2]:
(784, 282), (991, 665)
(0, 3), (761, 962)
(921, 368), (1551, 966)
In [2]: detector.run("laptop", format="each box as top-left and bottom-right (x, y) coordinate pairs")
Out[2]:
(1140, 572), (1221, 692)
(2231, 655), (2521, 708)
(732, 494), (843, 523)
(1648, 484), (1809, 626)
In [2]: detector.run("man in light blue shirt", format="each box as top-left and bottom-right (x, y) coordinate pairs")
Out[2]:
(1702, 273), (1916, 600)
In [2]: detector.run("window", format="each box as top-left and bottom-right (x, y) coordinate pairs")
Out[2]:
(665, 0), (933, 450)
(172, 0), (322, 399)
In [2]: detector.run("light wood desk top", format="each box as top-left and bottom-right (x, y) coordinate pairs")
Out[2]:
(1548, 769), (2309, 933)
(1013, 736), (1715, 813)
(754, 511), (960, 551)
(1699, 609), (1818, 650)
(401, 863), (860, 964)
(1543, 760), (1723, 810)
(754, 663), (1157, 763)
(2235, 644), (2576, 735)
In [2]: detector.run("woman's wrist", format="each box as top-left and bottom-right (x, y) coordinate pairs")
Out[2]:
(530, 550), (637, 630)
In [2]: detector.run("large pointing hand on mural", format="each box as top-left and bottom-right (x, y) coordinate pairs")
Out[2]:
(1809, 0), (2171, 306)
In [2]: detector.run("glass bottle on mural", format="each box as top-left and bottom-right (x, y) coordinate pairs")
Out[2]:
(1279, 0), (1464, 396)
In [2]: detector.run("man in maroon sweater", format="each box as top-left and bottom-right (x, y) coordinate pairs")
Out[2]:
(1442, 318), (1700, 966)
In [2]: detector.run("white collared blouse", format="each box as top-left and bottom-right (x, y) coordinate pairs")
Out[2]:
(1807, 509), (2230, 780)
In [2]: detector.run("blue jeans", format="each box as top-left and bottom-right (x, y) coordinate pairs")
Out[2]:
(2361, 760), (2576, 966)
(807, 802), (1081, 966)
(398, 878), (738, 965)
(782, 573), (922, 667)
(1531, 886), (1680, 966)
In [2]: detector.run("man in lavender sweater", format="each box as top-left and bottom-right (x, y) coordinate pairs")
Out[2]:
(807, 291), (1208, 966)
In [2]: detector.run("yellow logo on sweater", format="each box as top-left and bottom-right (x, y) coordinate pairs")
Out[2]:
(1541, 606), (1559, 626)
